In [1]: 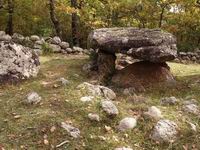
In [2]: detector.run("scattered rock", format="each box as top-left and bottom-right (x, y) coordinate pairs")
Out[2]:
(88, 113), (100, 122)
(0, 34), (12, 41)
(57, 77), (70, 86)
(49, 44), (61, 53)
(151, 119), (178, 143)
(123, 88), (135, 95)
(61, 122), (80, 138)
(30, 35), (40, 41)
(161, 97), (179, 105)
(183, 104), (200, 115)
(77, 82), (116, 100)
(144, 106), (163, 120)
(60, 41), (70, 49)
(51, 36), (61, 44)
(101, 100), (119, 116)
(115, 147), (133, 150)
(127, 95), (147, 104)
(117, 117), (137, 132)
(188, 122), (197, 132)
(80, 96), (94, 102)
(26, 92), (42, 104)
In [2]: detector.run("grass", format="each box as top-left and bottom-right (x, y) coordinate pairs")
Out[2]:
(0, 54), (200, 150)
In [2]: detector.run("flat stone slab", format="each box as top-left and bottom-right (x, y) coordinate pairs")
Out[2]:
(88, 27), (177, 62)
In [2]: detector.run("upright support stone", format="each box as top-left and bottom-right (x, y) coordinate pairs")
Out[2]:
(97, 52), (116, 83)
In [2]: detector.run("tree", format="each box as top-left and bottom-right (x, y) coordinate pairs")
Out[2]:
(49, 0), (62, 38)
(71, 0), (79, 46)
(5, 0), (14, 35)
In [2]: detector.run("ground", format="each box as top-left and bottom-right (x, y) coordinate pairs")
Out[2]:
(0, 54), (200, 150)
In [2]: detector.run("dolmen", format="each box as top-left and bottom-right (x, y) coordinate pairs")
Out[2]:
(88, 27), (177, 90)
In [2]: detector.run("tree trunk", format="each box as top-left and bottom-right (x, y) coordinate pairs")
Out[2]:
(49, 0), (61, 38)
(0, 0), (4, 9)
(71, 0), (79, 46)
(159, 7), (165, 28)
(5, 0), (14, 35)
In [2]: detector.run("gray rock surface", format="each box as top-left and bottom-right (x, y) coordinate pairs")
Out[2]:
(51, 36), (61, 44)
(61, 122), (80, 138)
(49, 44), (61, 53)
(30, 35), (40, 41)
(151, 119), (178, 143)
(60, 42), (69, 49)
(77, 82), (116, 100)
(0, 41), (40, 83)
(101, 100), (119, 116)
(88, 27), (177, 62)
(161, 97), (179, 105)
(88, 113), (100, 122)
(26, 92), (41, 104)
(0, 34), (12, 41)
(117, 117), (137, 131)
(144, 106), (163, 120)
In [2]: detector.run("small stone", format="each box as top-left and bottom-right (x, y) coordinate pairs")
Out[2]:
(144, 106), (163, 120)
(105, 125), (112, 132)
(0, 35), (12, 41)
(14, 115), (21, 119)
(60, 42), (69, 49)
(61, 122), (80, 138)
(151, 119), (178, 143)
(101, 100), (119, 116)
(66, 48), (73, 53)
(49, 44), (61, 53)
(44, 139), (49, 145)
(80, 96), (94, 102)
(88, 113), (100, 122)
(188, 122), (197, 132)
(161, 97), (179, 105)
(115, 147), (133, 150)
(26, 92), (42, 104)
(117, 117), (137, 132)
(30, 35), (40, 41)
(51, 36), (61, 44)
(50, 126), (56, 133)
(58, 77), (70, 86)
(183, 104), (199, 115)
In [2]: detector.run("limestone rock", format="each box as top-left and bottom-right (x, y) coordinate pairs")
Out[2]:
(151, 119), (178, 143)
(49, 44), (61, 53)
(0, 34), (12, 41)
(115, 147), (133, 150)
(88, 113), (100, 122)
(80, 96), (94, 102)
(88, 28), (177, 62)
(30, 35), (40, 41)
(183, 104), (200, 115)
(61, 122), (80, 138)
(117, 117), (137, 132)
(77, 82), (116, 100)
(51, 36), (61, 44)
(101, 100), (119, 116)
(26, 92), (41, 104)
(60, 42), (69, 49)
(0, 42), (40, 83)
(161, 97), (179, 105)
(144, 106), (163, 120)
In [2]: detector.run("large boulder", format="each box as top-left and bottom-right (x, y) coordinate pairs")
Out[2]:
(0, 41), (40, 84)
(112, 61), (175, 89)
(88, 28), (177, 62)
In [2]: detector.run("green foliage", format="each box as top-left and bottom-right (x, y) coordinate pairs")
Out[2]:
(41, 43), (53, 55)
(0, 0), (200, 51)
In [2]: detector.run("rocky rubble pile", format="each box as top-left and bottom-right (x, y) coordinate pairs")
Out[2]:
(0, 31), (87, 55)
(176, 50), (200, 63)
(0, 40), (40, 84)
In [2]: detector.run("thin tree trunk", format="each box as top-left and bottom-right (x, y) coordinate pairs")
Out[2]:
(5, 0), (14, 35)
(159, 7), (165, 28)
(49, 0), (61, 38)
(71, 0), (79, 46)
